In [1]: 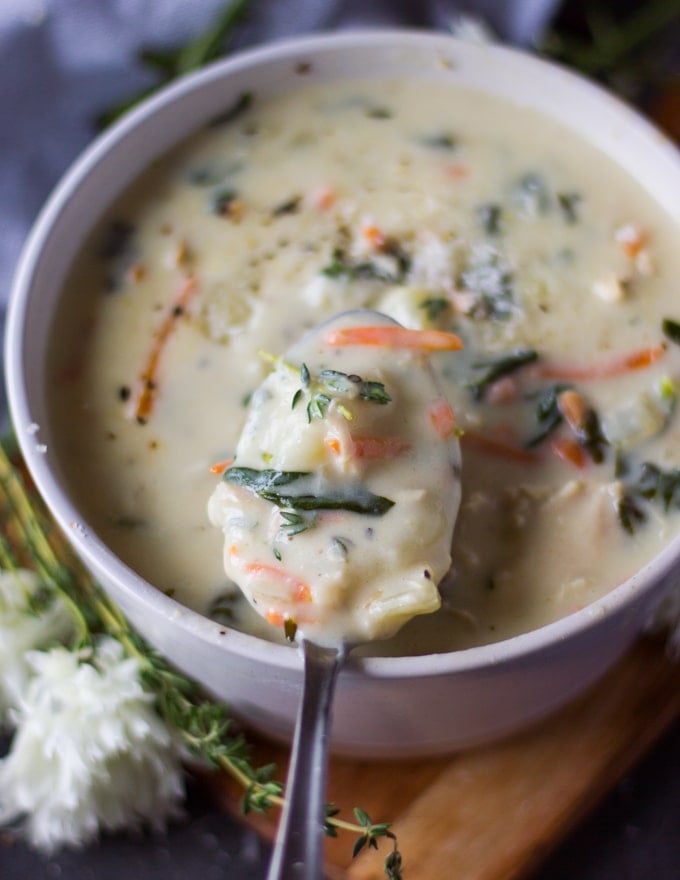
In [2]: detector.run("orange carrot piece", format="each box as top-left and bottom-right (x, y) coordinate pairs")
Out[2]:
(265, 610), (285, 628)
(325, 325), (463, 352)
(313, 186), (337, 211)
(615, 224), (647, 259)
(551, 436), (588, 469)
(461, 430), (540, 464)
(538, 344), (666, 381)
(209, 458), (234, 476)
(445, 162), (469, 179)
(428, 399), (457, 439)
(353, 436), (412, 459)
(362, 223), (386, 250)
(131, 275), (199, 423)
(557, 389), (587, 432)
(241, 561), (313, 604)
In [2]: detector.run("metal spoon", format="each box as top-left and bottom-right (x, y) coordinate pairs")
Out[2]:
(266, 640), (347, 880)
(209, 310), (463, 879)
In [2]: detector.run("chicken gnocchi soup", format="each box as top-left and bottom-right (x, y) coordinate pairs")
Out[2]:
(48, 77), (680, 654)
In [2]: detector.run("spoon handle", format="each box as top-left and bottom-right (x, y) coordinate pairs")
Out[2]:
(266, 640), (345, 880)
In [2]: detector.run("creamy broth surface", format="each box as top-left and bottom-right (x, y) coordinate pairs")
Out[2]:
(49, 79), (680, 654)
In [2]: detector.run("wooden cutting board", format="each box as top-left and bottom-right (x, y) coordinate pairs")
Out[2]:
(210, 634), (680, 879)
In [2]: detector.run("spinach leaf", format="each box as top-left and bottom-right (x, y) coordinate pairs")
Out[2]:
(224, 467), (394, 515)
(465, 348), (538, 401)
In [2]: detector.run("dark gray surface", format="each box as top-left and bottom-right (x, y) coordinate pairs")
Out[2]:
(1, 719), (678, 879)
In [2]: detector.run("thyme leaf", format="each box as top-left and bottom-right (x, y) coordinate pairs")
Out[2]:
(224, 467), (395, 515)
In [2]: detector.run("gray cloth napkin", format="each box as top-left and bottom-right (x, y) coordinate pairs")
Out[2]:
(0, 0), (560, 306)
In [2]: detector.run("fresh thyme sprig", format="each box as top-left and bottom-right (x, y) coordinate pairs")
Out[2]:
(540, 0), (680, 104)
(0, 440), (403, 876)
(95, 0), (254, 129)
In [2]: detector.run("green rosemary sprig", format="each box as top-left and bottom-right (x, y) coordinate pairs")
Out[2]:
(0, 440), (402, 875)
(95, 0), (254, 129)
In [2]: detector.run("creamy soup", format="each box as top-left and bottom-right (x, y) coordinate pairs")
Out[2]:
(48, 79), (680, 655)
(208, 310), (462, 646)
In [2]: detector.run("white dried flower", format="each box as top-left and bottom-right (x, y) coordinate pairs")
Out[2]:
(0, 637), (185, 852)
(0, 569), (74, 722)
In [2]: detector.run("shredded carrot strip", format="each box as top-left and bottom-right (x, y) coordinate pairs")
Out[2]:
(209, 458), (234, 476)
(428, 399), (457, 440)
(445, 163), (469, 179)
(131, 275), (199, 423)
(550, 436), (588, 469)
(461, 430), (540, 464)
(352, 436), (412, 459)
(538, 344), (666, 381)
(324, 325), (463, 352)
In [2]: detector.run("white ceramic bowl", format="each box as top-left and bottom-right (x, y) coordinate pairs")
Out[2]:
(6, 31), (680, 758)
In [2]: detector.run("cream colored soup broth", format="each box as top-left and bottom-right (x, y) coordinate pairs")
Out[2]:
(48, 79), (680, 654)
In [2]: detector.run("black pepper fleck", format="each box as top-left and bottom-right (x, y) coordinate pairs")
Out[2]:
(118, 386), (131, 401)
(424, 569), (432, 580)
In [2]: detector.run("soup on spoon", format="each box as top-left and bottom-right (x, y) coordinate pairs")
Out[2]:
(208, 310), (463, 878)
(208, 309), (463, 646)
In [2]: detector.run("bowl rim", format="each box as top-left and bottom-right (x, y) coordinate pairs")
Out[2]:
(6, 28), (680, 680)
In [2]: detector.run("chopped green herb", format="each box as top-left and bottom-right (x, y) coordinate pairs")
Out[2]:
(526, 383), (572, 447)
(278, 509), (315, 538)
(272, 547), (282, 561)
(572, 408), (609, 464)
(321, 245), (410, 285)
(476, 203), (503, 236)
(420, 132), (456, 150)
(187, 159), (243, 186)
(284, 618), (298, 642)
(272, 196), (302, 217)
(98, 220), (135, 261)
(318, 370), (391, 405)
(465, 349), (538, 401)
(208, 591), (240, 624)
(291, 388), (303, 410)
(662, 318), (680, 346)
(419, 297), (450, 322)
(366, 106), (393, 119)
(514, 172), (551, 215)
(210, 187), (239, 215)
(557, 192), (582, 224)
(329, 537), (349, 561)
(617, 459), (680, 533)
(307, 393), (332, 422)
(224, 467), (395, 515)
